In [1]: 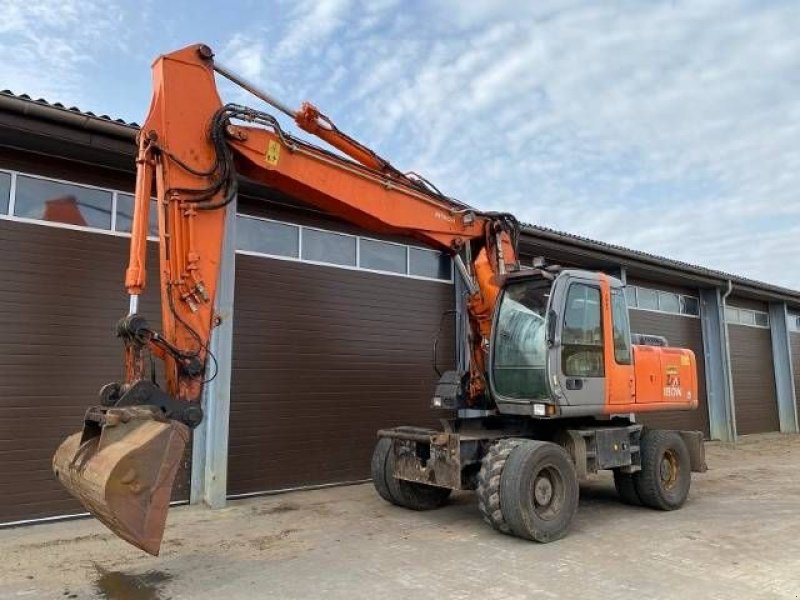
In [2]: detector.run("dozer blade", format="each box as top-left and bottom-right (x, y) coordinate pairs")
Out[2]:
(53, 405), (189, 555)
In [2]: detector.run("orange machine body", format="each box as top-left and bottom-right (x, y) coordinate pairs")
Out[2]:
(630, 345), (699, 412)
(591, 274), (698, 415)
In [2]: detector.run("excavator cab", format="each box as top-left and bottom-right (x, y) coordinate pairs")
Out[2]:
(488, 268), (697, 416)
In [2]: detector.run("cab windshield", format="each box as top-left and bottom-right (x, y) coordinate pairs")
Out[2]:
(492, 279), (550, 399)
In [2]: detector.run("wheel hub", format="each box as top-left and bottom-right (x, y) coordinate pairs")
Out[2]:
(534, 474), (554, 506)
(659, 449), (679, 490)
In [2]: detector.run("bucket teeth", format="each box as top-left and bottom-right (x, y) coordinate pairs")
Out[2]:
(52, 406), (189, 555)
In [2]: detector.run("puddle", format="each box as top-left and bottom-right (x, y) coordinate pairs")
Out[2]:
(93, 565), (173, 600)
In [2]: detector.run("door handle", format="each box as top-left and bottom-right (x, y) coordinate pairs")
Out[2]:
(566, 378), (583, 391)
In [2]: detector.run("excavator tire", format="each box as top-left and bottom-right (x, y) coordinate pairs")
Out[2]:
(371, 437), (451, 510)
(634, 430), (691, 511)
(500, 440), (579, 543)
(613, 470), (642, 506)
(476, 438), (526, 534)
(371, 438), (398, 504)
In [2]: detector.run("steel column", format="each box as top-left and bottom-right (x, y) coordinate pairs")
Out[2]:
(768, 302), (799, 433)
(191, 200), (237, 507)
(699, 287), (736, 441)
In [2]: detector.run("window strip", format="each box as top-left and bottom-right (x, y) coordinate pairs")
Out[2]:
(110, 191), (118, 232)
(626, 284), (700, 319)
(7, 171), (17, 216)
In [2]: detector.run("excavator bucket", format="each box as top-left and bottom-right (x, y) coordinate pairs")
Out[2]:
(52, 405), (189, 555)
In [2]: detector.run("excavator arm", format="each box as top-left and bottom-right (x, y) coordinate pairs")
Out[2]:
(52, 44), (519, 555)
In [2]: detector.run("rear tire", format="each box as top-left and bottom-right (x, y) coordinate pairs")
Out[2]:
(371, 437), (451, 510)
(500, 441), (579, 543)
(476, 438), (525, 534)
(371, 438), (397, 504)
(613, 470), (642, 506)
(634, 430), (691, 511)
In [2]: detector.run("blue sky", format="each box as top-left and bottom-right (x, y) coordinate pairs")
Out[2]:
(3, 0), (799, 288)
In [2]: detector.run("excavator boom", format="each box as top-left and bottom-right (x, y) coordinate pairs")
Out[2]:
(52, 44), (518, 555)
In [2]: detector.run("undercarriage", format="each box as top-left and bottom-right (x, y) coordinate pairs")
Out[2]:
(374, 417), (706, 542)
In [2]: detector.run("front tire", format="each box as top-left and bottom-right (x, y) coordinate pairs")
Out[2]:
(500, 441), (579, 543)
(370, 437), (451, 510)
(634, 430), (691, 510)
(476, 438), (525, 534)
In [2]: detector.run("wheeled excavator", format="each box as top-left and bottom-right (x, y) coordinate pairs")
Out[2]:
(52, 44), (706, 555)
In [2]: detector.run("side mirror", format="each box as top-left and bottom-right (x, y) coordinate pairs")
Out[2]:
(546, 309), (558, 347)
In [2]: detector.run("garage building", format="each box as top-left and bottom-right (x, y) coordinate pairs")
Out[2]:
(1, 91), (798, 525)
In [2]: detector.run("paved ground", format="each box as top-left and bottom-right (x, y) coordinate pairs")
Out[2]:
(1, 433), (798, 600)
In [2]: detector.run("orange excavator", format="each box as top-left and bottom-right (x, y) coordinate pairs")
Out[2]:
(53, 44), (706, 555)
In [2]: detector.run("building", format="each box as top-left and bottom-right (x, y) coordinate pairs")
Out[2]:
(1, 91), (798, 526)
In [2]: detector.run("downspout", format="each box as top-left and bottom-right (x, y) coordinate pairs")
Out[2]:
(721, 280), (737, 443)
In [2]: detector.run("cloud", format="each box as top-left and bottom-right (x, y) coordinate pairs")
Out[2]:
(0, 0), (126, 106)
(1, 1), (797, 289)
(218, 0), (800, 288)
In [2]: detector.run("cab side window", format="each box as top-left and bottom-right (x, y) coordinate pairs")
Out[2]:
(562, 283), (604, 377)
(611, 288), (632, 364)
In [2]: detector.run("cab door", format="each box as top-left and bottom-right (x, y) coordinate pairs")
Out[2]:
(549, 272), (635, 410)
(552, 274), (606, 407)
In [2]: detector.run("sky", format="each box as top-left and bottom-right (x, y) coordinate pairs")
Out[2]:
(2, 0), (799, 289)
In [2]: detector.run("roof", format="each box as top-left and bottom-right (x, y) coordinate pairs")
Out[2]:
(522, 223), (800, 304)
(0, 89), (137, 140)
(1, 89), (797, 305)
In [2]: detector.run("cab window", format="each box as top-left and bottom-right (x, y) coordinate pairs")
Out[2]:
(611, 288), (632, 364)
(562, 283), (604, 377)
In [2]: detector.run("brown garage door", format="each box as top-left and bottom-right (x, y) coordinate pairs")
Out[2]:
(728, 322), (779, 435)
(629, 307), (709, 436)
(227, 254), (454, 496)
(0, 220), (189, 524)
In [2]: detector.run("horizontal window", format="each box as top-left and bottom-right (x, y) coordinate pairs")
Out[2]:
(680, 296), (700, 316)
(409, 247), (452, 280)
(115, 194), (159, 235)
(626, 284), (699, 318)
(0, 171), (10, 214)
(725, 306), (769, 328)
(636, 287), (658, 311)
(237, 216), (299, 258)
(658, 291), (680, 313)
(625, 286), (637, 307)
(359, 238), (407, 274)
(234, 215), (452, 282)
(301, 228), (356, 267)
(0, 169), (452, 282)
(14, 175), (112, 230)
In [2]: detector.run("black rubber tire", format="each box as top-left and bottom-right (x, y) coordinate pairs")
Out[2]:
(634, 430), (691, 511)
(476, 438), (526, 534)
(500, 441), (579, 543)
(371, 438), (397, 504)
(613, 470), (642, 506)
(371, 437), (451, 510)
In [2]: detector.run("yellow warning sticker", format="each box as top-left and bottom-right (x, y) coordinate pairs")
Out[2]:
(266, 140), (281, 166)
(680, 354), (690, 366)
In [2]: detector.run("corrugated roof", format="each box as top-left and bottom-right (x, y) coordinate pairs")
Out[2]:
(522, 222), (800, 302)
(1, 89), (797, 303)
(0, 89), (139, 128)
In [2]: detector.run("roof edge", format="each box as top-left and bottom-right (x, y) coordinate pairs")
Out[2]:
(0, 91), (137, 141)
(522, 224), (800, 304)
